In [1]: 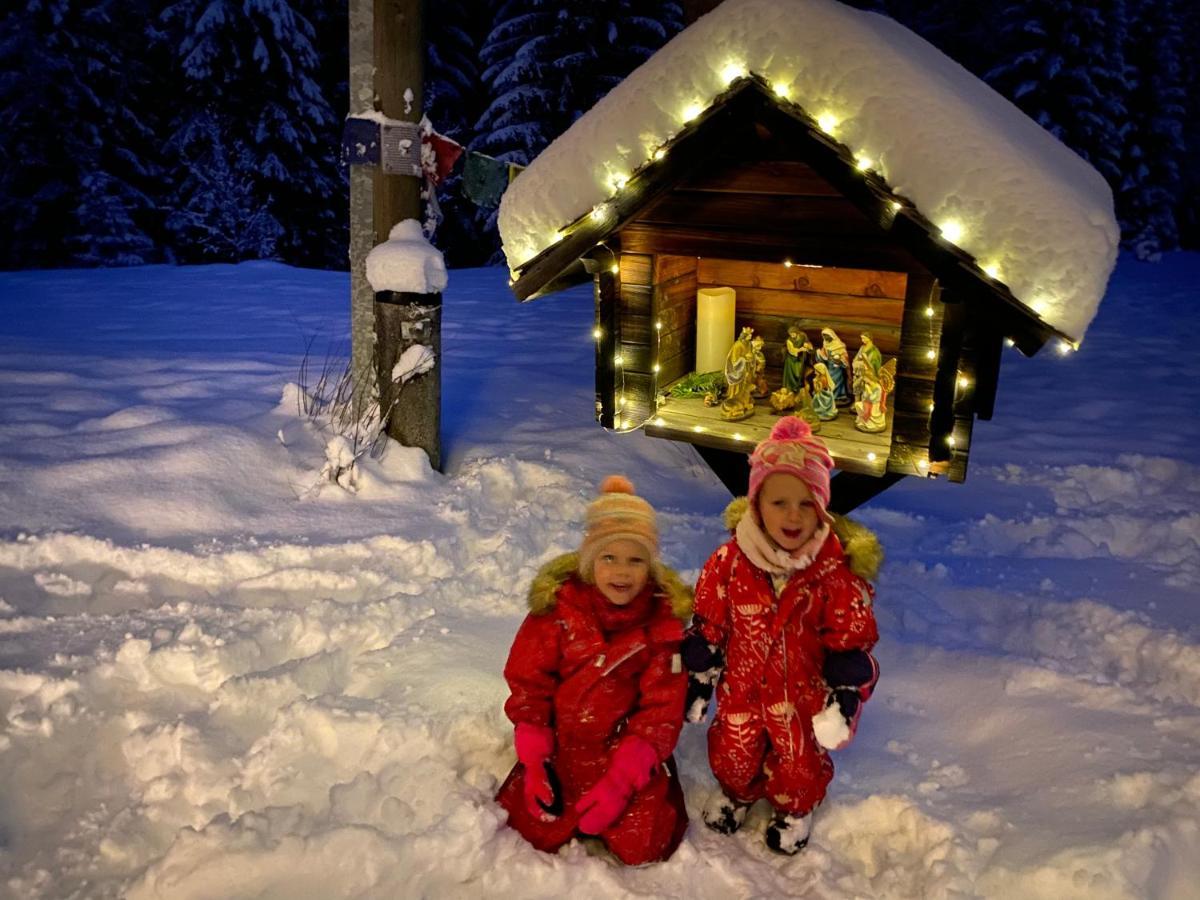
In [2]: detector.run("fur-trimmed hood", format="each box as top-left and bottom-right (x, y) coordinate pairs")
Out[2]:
(722, 497), (883, 582)
(528, 552), (694, 621)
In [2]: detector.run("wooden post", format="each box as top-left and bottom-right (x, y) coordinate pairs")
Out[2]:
(349, 0), (441, 468)
(348, 0), (376, 412)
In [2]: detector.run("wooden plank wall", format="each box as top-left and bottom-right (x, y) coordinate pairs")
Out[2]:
(614, 251), (658, 427)
(694, 258), (906, 390)
(654, 255), (698, 387)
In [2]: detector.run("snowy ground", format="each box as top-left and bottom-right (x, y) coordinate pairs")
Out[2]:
(0, 258), (1197, 899)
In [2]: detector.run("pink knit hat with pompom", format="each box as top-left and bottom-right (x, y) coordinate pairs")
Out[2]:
(578, 475), (659, 580)
(748, 417), (835, 524)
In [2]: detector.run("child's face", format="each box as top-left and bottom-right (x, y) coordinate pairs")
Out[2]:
(758, 473), (820, 551)
(593, 539), (651, 606)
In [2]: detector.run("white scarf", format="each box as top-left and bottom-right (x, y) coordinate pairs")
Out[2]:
(735, 512), (830, 577)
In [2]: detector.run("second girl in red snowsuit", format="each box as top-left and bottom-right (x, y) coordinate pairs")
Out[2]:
(684, 417), (881, 854)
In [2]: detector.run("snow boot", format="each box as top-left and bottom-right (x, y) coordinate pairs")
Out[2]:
(764, 808), (814, 855)
(702, 791), (751, 835)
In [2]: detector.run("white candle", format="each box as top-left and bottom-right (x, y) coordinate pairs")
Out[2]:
(696, 287), (736, 373)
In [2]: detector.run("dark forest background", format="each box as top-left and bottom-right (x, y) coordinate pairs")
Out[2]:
(2, 0), (1195, 271)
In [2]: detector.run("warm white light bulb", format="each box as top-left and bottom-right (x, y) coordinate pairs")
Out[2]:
(939, 220), (964, 243)
(926, 349), (937, 360)
(682, 102), (703, 122)
(1057, 340), (1073, 355)
(890, 200), (902, 212)
(654, 417), (665, 427)
(655, 321), (663, 330)
(1005, 338), (1015, 348)
(924, 306), (934, 318)
(721, 62), (746, 84)
(610, 264), (619, 274)
(733, 432), (744, 441)
(958, 376), (969, 388)
(614, 354), (624, 366)
(816, 113), (838, 134)
(947, 435), (957, 447)
(867, 452), (877, 461)
(693, 425), (705, 433)
(918, 459), (929, 470)
(653, 148), (666, 161)
(982, 263), (1000, 279)
(773, 82), (790, 98)
(652, 363), (661, 373)
(856, 156), (872, 171)
(591, 204), (608, 222)
(783, 259), (794, 268)
(592, 327), (602, 340)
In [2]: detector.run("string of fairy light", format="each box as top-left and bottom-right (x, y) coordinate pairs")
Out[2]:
(515, 64), (1082, 470)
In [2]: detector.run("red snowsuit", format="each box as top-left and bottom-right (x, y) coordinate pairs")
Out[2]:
(496, 558), (689, 864)
(692, 531), (878, 816)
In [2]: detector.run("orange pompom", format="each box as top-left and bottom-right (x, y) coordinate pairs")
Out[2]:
(599, 474), (635, 495)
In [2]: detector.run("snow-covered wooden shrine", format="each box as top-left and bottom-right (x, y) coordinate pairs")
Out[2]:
(498, 0), (1118, 498)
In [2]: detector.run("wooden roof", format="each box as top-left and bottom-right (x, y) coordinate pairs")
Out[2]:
(508, 77), (1071, 357)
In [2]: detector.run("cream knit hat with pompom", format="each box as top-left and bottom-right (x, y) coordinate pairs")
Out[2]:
(578, 475), (659, 580)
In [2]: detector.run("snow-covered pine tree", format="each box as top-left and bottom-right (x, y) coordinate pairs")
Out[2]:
(476, 1), (683, 164)
(1171, 1), (1200, 249)
(985, 0), (1132, 189)
(426, 0), (493, 266)
(164, 111), (284, 261)
(0, 0), (163, 268)
(1118, 0), (1186, 260)
(472, 1), (683, 258)
(160, 0), (342, 267)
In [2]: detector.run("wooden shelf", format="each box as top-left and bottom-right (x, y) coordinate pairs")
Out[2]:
(645, 389), (892, 476)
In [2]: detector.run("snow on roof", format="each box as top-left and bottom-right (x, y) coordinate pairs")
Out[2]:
(498, 0), (1119, 342)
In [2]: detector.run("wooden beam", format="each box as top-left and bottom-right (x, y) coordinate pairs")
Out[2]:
(929, 292), (966, 462)
(694, 445), (750, 497)
(829, 471), (905, 515)
(593, 245), (620, 428)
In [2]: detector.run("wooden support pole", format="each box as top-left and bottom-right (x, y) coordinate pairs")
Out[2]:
(368, 0), (441, 469)
(593, 246), (621, 429)
(829, 471), (904, 515)
(349, 0), (376, 408)
(929, 292), (966, 462)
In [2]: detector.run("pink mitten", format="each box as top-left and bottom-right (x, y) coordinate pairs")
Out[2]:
(514, 723), (559, 821)
(575, 736), (658, 835)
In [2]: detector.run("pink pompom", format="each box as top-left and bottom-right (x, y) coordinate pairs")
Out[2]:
(768, 416), (812, 442)
(599, 474), (635, 495)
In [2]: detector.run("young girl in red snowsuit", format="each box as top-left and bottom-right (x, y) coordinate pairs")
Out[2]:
(496, 476), (690, 865)
(684, 417), (881, 854)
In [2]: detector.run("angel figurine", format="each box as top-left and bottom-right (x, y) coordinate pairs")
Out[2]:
(852, 332), (883, 404)
(817, 327), (852, 407)
(811, 362), (839, 421)
(720, 327), (758, 421)
(855, 357), (897, 433)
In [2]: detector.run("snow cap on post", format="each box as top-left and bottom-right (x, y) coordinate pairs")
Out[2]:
(366, 219), (448, 294)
